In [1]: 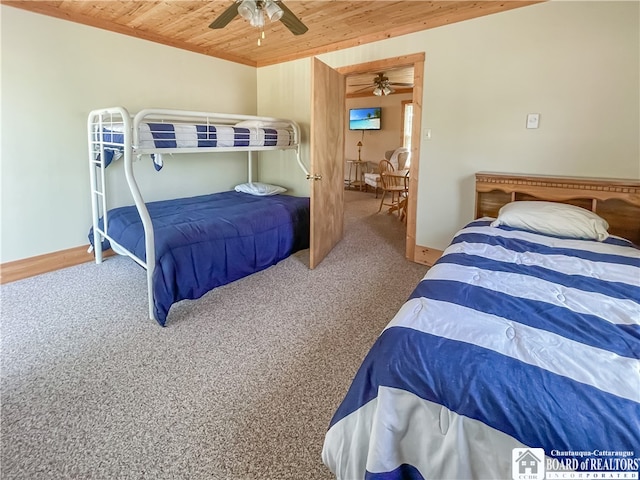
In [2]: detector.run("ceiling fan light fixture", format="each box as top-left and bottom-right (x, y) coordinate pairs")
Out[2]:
(208, 0), (308, 39)
(382, 86), (392, 95)
(373, 86), (383, 96)
(264, 1), (283, 21)
(238, 0), (257, 21)
(249, 9), (265, 28)
(208, 0), (309, 38)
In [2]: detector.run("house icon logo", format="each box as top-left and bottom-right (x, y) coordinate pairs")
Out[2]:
(512, 448), (545, 480)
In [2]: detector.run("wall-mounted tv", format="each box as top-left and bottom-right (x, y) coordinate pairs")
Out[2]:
(349, 107), (381, 130)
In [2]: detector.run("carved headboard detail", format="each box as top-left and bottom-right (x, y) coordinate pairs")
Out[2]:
(475, 172), (640, 245)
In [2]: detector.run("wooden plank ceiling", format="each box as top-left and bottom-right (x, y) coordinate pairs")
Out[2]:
(4, 1), (542, 68)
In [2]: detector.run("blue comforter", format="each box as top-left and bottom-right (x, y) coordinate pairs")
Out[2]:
(91, 191), (309, 325)
(323, 220), (640, 479)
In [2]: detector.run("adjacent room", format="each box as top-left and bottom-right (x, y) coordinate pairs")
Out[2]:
(343, 67), (414, 224)
(1, 1), (638, 479)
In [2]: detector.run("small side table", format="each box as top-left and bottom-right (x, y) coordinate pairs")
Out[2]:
(346, 160), (366, 191)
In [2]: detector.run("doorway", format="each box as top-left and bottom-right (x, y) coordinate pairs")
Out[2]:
(337, 53), (425, 261)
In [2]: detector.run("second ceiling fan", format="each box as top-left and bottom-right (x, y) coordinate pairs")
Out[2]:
(352, 73), (413, 96)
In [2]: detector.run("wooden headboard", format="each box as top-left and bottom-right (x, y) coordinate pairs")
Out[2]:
(475, 172), (640, 245)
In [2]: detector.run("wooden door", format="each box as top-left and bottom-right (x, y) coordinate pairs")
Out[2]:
(309, 58), (345, 269)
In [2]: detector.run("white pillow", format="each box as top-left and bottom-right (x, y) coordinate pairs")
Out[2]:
(490, 201), (609, 241)
(234, 182), (287, 196)
(235, 120), (291, 129)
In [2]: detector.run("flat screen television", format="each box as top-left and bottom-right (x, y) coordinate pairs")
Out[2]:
(349, 107), (381, 130)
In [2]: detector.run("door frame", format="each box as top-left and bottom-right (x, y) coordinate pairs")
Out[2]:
(337, 53), (425, 262)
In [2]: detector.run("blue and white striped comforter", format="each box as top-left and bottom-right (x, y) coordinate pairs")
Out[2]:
(136, 122), (292, 149)
(322, 220), (640, 480)
(99, 122), (293, 169)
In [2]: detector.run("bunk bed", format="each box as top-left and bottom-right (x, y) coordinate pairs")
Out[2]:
(323, 173), (640, 480)
(87, 107), (310, 326)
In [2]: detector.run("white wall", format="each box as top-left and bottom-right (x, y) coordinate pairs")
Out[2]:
(262, 1), (640, 250)
(407, 0), (640, 248)
(0, 6), (257, 262)
(256, 58), (311, 196)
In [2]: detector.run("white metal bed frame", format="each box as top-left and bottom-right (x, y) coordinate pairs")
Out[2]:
(87, 106), (307, 322)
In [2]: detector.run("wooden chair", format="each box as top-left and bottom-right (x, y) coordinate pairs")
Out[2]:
(378, 160), (407, 217)
(398, 170), (409, 223)
(364, 149), (410, 198)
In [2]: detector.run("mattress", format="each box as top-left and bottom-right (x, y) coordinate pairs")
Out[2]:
(99, 122), (293, 168)
(90, 191), (309, 326)
(322, 219), (640, 480)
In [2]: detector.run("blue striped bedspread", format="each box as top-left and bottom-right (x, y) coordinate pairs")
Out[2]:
(99, 122), (293, 169)
(322, 219), (639, 480)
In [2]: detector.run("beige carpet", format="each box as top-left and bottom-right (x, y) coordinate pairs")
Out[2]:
(0, 189), (429, 479)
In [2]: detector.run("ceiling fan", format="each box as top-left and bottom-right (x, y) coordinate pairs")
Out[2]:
(209, 0), (308, 42)
(352, 73), (413, 96)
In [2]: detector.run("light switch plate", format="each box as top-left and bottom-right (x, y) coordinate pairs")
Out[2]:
(526, 113), (540, 129)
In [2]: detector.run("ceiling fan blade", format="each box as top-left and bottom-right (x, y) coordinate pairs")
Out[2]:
(352, 86), (374, 93)
(389, 82), (414, 87)
(209, 1), (240, 29)
(278, 1), (308, 35)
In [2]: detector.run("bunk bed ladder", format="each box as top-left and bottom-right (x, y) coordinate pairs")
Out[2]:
(87, 111), (112, 265)
(88, 108), (157, 322)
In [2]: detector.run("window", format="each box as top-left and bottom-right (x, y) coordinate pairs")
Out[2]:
(401, 101), (413, 164)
